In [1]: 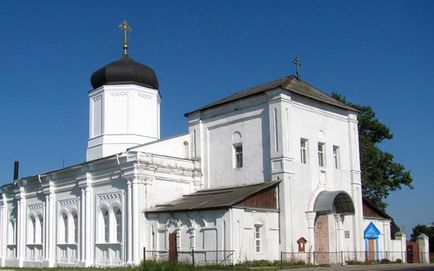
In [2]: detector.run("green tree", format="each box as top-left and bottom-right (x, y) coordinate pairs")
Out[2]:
(411, 224), (434, 252)
(332, 93), (413, 210)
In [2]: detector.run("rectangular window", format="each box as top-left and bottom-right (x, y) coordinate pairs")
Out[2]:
(300, 138), (308, 164)
(333, 145), (340, 169)
(234, 144), (243, 168)
(318, 142), (325, 167)
(255, 225), (262, 253)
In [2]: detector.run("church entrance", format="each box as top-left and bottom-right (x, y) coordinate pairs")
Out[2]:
(169, 232), (178, 263)
(314, 214), (329, 265)
(368, 239), (376, 261)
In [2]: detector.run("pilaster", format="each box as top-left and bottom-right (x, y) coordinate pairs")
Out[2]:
(78, 171), (92, 266)
(43, 182), (56, 267)
(305, 211), (316, 259)
(0, 197), (3, 266)
(16, 187), (25, 267)
(334, 214), (344, 253)
(127, 179), (132, 264)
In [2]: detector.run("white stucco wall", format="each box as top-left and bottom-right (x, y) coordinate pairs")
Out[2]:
(146, 207), (279, 265)
(0, 150), (200, 268)
(187, 87), (363, 254)
(87, 84), (161, 161)
(130, 134), (190, 159)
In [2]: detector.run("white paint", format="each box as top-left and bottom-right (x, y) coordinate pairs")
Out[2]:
(87, 84), (161, 161)
(0, 73), (417, 267)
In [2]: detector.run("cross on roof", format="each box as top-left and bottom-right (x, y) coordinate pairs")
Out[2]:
(119, 20), (133, 55)
(293, 57), (301, 79)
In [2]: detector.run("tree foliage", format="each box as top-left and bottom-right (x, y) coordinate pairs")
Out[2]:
(332, 93), (413, 210)
(411, 224), (434, 252)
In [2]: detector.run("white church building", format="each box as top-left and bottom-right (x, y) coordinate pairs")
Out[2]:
(0, 31), (411, 267)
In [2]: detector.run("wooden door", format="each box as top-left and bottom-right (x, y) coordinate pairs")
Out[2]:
(368, 239), (376, 261)
(314, 215), (329, 265)
(169, 232), (178, 263)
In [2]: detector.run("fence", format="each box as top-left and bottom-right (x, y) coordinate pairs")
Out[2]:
(144, 248), (234, 266)
(281, 251), (410, 266)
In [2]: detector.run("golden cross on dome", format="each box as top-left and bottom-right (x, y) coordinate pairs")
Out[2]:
(119, 20), (133, 55)
(293, 57), (301, 79)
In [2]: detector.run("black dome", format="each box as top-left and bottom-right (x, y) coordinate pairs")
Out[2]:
(90, 55), (159, 90)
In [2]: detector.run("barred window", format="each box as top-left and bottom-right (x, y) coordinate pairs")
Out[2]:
(234, 144), (243, 168)
(255, 225), (262, 253)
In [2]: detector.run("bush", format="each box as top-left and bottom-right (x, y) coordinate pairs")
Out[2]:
(395, 259), (402, 263)
(345, 260), (366, 265)
(380, 258), (391, 264)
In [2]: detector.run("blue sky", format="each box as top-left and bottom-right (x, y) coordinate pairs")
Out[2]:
(0, 0), (433, 236)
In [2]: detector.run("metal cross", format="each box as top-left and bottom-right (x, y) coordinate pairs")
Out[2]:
(293, 57), (302, 79)
(119, 20), (133, 55)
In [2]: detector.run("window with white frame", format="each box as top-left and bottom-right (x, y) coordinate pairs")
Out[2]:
(233, 144), (243, 168)
(38, 215), (43, 244)
(29, 215), (36, 244)
(300, 138), (308, 164)
(101, 207), (109, 243)
(254, 224), (262, 253)
(114, 206), (122, 242)
(61, 212), (68, 243)
(72, 211), (78, 243)
(318, 142), (325, 167)
(8, 219), (15, 244)
(333, 145), (340, 169)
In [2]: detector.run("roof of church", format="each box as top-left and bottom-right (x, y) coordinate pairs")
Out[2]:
(185, 76), (356, 116)
(362, 197), (392, 220)
(146, 181), (280, 213)
(90, 55), (159, 90)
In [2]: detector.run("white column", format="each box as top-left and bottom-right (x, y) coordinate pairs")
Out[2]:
(132, 179), (139, 264)
(0, 199), (4, 266)
(84, 185), (94, 266)
(16, 189), (26, 267)
(47, 187), (56, 267)
(0, 198), (6, 266)
(305, 212), (316, 254)
(80, 188), (86, 265)
(43, 194), (49, 264)
(127, 180), (132, 264)
(347, 114), (363, 252)
(334, 214), (344, 253)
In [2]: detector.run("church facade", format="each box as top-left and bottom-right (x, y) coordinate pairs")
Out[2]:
(0, 39), (407, 267)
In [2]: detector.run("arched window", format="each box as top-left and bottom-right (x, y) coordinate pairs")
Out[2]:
(29, 216), (36, 244)
(113, 206), (122, 242)
(8, 219), (15, 244)
(101, 207), (109, 243)
(38, 215), (43, 244)
(71, 211), (78, 243)
(61, 212), (68, 243)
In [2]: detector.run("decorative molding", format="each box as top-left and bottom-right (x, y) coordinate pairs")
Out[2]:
(58, 198), (79, 206)
(98, 193), (121, 201)
(110, 92), (128, 97)
(138, 93), (152, 99)
(93, 95), (102, 102)
(28, 203), (44, 210)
